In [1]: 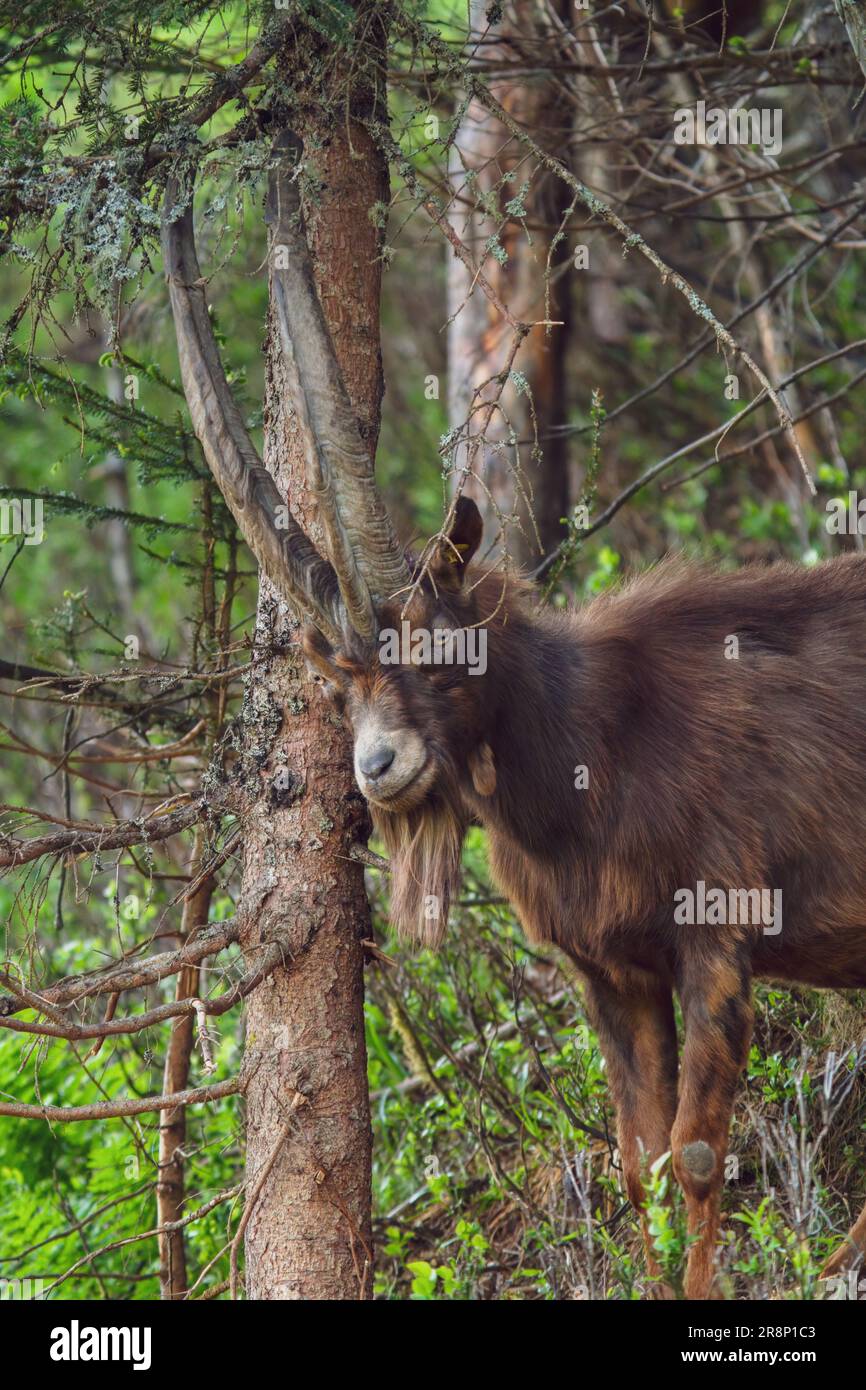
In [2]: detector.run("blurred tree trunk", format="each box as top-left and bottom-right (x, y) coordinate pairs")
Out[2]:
(447, 0), (572, 569)
(100, 362), (138, 629)
(157, 537), (228, 1300)
(157, 827), (213, 1300)
(236, 11), (385, 1301)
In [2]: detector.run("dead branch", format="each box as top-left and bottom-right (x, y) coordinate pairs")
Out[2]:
(0, 939), (284, 1041)
(0, 919), (240, 1018)
(0, 1076), (240, 1122)
(0, 797), (203, 868)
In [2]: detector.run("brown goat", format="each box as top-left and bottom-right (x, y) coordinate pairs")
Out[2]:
(161, 139), (864, 1300)
(304, 496), (866, 1300)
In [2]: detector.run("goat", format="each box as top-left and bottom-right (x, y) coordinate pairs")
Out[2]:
(163, 136), (865, 1301)
(304, 496), (866, 1300)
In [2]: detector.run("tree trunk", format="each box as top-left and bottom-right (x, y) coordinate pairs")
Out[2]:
(157, 827), (213, 1300)
(447, 0), (572, 569)
(237, 20), (387, 1301)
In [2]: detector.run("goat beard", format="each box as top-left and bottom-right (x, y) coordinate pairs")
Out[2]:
(371, 773), (467, 948)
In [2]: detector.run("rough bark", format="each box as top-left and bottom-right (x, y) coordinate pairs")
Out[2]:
(447, 0), (572, 568)
(237, 21), (386, 1301)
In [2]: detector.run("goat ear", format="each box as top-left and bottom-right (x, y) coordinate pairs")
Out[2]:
(431, 497), (483, 591)
(468, 742), (496, 797)
(302, 625), (347, 694)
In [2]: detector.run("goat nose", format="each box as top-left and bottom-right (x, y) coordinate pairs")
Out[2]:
(359, 746), (396, 780)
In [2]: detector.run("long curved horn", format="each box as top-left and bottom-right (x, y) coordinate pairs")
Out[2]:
(266, 132), (411, 631)
(162, 173), (346, 647)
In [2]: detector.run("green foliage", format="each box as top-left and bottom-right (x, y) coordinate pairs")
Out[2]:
(0, 850), (244, 1297)
(642, 1153), (696, 1299)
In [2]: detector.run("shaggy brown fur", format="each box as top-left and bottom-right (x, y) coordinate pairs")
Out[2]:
(303, 499), (866, 1299)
